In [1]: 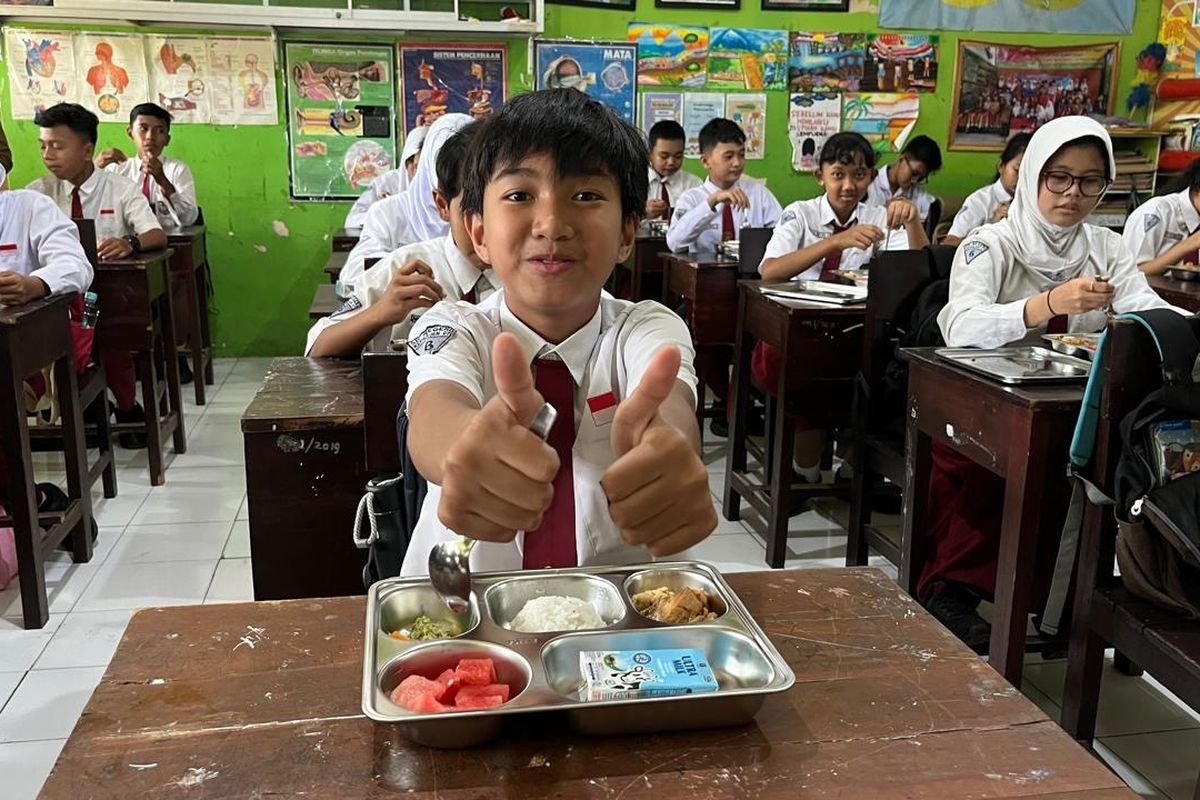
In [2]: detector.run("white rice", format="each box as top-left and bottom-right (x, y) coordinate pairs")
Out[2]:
(511, 595), (605, 633)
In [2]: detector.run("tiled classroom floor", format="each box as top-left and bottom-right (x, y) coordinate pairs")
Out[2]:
(0, 357), (1196, 798)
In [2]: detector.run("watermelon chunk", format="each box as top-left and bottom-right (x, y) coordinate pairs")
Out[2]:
(390, 674), (446, 711)
(408, 692), (449, 713)
(435, 668), (462, 704)
(454, 658), (496, 686)
(456, 683), (511, 704)
(454, 693), (505, 710)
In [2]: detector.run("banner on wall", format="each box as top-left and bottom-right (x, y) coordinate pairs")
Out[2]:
(284, 42), (396, 201)
(639, 91), (683, 133)
(628, 23), (709, 88)
(206, 37), (278, 125)
(864, 34), (937, 93)
(788, 33), (865, 93)
(534, 41), (637, 123)
(726, 93), (766, 160)
(788, 92), (841, 171)
(879, 0), (1134, 35)
(145, 35), (212, 124)
(399, 43), (506, 136)
(74, 32), (149, 122)
(4, 28), (78, 117)
(843, 91), (919, 153)
(706, 28), (788, 91)
(682, 92), (724, 158)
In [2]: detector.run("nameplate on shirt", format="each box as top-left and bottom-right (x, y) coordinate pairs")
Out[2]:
(587, 391), (616, 426)
(0, 243), (16, 253)
(100, 208), (115, 216)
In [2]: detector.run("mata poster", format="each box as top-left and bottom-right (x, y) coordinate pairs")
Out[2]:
(628, 23), (709, 88)
(788, 33), (866, 93)
(534, 41), (636, 124)
(206, 37), (278, 125)
(145, 35), (211, 124)
(399, 43), (506, 136)
(843, 91), (920, 153)
(74, 32), (149, 121)
(880, 0), (1134, 35)
(682, 92), (724, 158)
(706, 28), (788, 91)
(864, 34), (938, 93)
(726, 93), (767, 160)
(4, 28), (78, 118)
(639, 91), (683, 134)
(285, 42), (396, 201)
(788, 92), (842, 171)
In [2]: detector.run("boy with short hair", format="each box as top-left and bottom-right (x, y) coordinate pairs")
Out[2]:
(644, 120), (700, 221)
(666, 117), (781, 253)
(401, 88), (716, 575)
(307, 124), (499, 357)
(866, 133), (941, 227)
(95, 102), (199, 230)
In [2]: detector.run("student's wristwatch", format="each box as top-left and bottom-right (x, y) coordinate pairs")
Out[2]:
(123, 234), (142, 254)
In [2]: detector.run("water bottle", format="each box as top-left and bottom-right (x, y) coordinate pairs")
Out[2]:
(80, 291), (99, 329)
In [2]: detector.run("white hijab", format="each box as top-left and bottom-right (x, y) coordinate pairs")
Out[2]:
(995, 116), (1116, 282)
(395, 125), (428, 193)
(394, 114), (471, 242)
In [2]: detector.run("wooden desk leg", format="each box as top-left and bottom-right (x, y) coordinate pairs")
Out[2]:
(159, 279), (188, 456)
(722, 295), (752, 522)
(1061, 499), (1111, 744)
(0, 358), (48, 628)
(55, 354), (93, 563)
(196, 261), (214, 386)
(139, 345), (166, 486)
(765, 344), (794, 569)
(900, 403), (932, 596)
(181, 269), (206, 406)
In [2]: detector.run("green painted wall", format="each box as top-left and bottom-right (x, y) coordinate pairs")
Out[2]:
(0, 4), (1160, 355)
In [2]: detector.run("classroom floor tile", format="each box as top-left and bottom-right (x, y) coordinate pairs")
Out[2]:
(0, 666), (105, 743)
(204, 558), (254, 604)
(0, 561), (100, 619)
(223, 521), (251, 559)
(0, 616), (63, 673)
(73, 559), (218, 613)
(34, 609), (135, 670)
(0, 739), (67, 800)
(1100, 729), (1200, 800)
(127, 466), (245, 525)
(107, 521), (234, 564)
(0, 671), (24, 714)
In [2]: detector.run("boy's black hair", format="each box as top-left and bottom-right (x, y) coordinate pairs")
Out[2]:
(461, 89), (648, 223)
(648, 120), (686, 149)
(902, 134), (942, 173)
(817, 132), (876, 170)
(435, 121), (477, 200)
(128, 102), (173, 130)
(698, 118), (745, 155)
(1167, 154), (1200, 195)
(33, 103), (98, 145)
(991, 132), (1031, 181)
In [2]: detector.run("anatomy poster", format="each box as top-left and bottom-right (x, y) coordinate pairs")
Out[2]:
(206, 37), (278, 125)
(284, 42), (396, 200)
(145, 35), (211, 124)
(399, 43), (506, 135)
(534, 41), (636, 124)
(725, 93), (766, 160)
(4, 28), (78, 118)
(74, 33), (148, 121)
(788, 92), (842, 171)
(681, 92), (725, 158)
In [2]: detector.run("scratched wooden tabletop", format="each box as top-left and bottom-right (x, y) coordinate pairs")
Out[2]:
(38, 568), (1135, 799)
(240, 356), (364, 433)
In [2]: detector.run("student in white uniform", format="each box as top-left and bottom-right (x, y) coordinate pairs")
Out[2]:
(344, 125), (428, 229)
(307, 123), (500, 357)
(944, 132), (1030, 247)
(1122, 158), (1200, 277)
(866, 134), (941, 248)
(402, 89), (715, 576)
(28, 102), (167, 445)
(758, 131), (926, 482)
(666, 118), (782, 253)
(95, 102), (199, 230)
(341, 114), (471, 293)
(926, 117), (1183, 651)
(644, 120), (701, 221)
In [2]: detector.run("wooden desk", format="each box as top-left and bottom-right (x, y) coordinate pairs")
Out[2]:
(241, 357), (368, 600)
(902, 349), (1084, 687)
(93, 249), (186, 486)
(332, 226), (362, 253)
(166, 225), (213, 405)
(325, 250), (349, 284)
(613, 235), (667, 302)
(39, 567), (1138, 799)
(310, 283), (341, 319)
(362, 349), (408, 475)
(1147, 273), (1200, 313)
(724, 282), (865, 567)
(0, 294), (93, 629)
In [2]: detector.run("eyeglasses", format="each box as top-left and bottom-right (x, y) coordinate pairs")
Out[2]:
(901, 155), (929, 184)
(1042, 170), (1111, 198)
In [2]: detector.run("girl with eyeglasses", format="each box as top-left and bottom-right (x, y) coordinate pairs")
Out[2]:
(1121, 156), (1200, 277)
(919, 118), (1184, 654)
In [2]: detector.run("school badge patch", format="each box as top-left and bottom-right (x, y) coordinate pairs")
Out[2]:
(1145, 213), (1161, 233)
(332, 296), (362, 317)
(407, 324), (456, 356)
(780, 210), (797, 224)
(962, 240), (989, 265)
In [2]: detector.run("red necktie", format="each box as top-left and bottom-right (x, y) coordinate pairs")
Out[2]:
(70, 187), (83, 219)
(522, 357), (577, 569)
(721, 201), (735, 242)
(819, 224), (850, 282)
(141, 174), (152, 202)
(660, 182), (670, 220)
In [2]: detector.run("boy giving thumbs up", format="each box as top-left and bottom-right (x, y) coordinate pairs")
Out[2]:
(401, 88), (717, 576)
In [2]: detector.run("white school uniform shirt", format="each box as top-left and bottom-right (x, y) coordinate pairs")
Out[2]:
(344, 168), (405, 229)
(27, 168), (162, 242)
(0, 190), (93, 295)
(947, 180), (1011, 241)
(760, 196), (890, 279)
(105, 155), (199, 229)
(340, 194), (419, 292)
(400, 290), (698, 576)
(866, 167), (934, 220)
(647, 167), (702, 210)
(938, 223), (1181, 350)
(1122, 188), (1200, 268)
(666, 177), (782, 253)
(303, 234), (500, 355)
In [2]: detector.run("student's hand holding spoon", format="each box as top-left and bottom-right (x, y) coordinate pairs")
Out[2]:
(708, 187), (750, 211)
(830, 224), (884, 252)
(885, 198), (919, 230)
(1047, 275), (1114, 315)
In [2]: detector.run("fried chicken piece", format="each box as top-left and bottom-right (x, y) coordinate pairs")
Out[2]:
(632, 586), (717, 624)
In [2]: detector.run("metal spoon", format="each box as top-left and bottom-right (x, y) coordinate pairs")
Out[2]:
(428, 402), (559, 613)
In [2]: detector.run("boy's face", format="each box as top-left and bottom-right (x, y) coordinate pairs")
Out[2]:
(434, 189), (484, 268)
(128, 115), (170, 157)
(817, 157), (874, 219)
(38, 125), (93, 182)
(894, 154), (930, 190)
(468, 153), (634, 337)
(650, 138), (685, 178)
(700, 141), (744, 188)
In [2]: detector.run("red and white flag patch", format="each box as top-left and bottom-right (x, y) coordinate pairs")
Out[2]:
(0, 243), (17, 253)
(587, 391), (616, 426)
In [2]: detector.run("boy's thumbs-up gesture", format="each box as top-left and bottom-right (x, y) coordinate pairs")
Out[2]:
(437, 333), (559, 543)
(601, 346), (717, 557)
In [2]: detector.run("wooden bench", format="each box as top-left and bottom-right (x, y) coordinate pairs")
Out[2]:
(166, 225), (214, 404)
(309, 283), (340, 320)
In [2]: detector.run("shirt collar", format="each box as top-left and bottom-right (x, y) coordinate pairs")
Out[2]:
(64, 167), (101, 197)
(817, 195), (859, 228)
(992, 180), (1013, 204)
(1174, 188), (1200, 231)
(498, 292), (603, 386)
(440, 234), (494, 296)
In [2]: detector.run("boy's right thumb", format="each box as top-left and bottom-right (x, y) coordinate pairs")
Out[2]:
(491, 332), (543, 426)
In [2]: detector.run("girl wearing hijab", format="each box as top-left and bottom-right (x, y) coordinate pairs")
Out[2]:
(926, 117), (1183, 651)
(344, 125), (428, 229)
(340, 114), (471, 292)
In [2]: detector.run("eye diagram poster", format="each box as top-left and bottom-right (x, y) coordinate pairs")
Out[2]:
(399, 43), (506, 136)
(75, 32), (149, 121)
(5, 28), (78, 118)
(534, 40), (637, 124)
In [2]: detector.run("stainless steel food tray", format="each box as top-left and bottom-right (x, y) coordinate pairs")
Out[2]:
(1042, 333), (1101, 361)
(361, 561), (796, 747)
(759, 280), (868, 305)
(935, 346), (1091, 384)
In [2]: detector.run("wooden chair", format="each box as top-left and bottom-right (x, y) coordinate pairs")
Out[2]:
(1061, 317), (1200, 799)
(846, 246), (939, 567)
